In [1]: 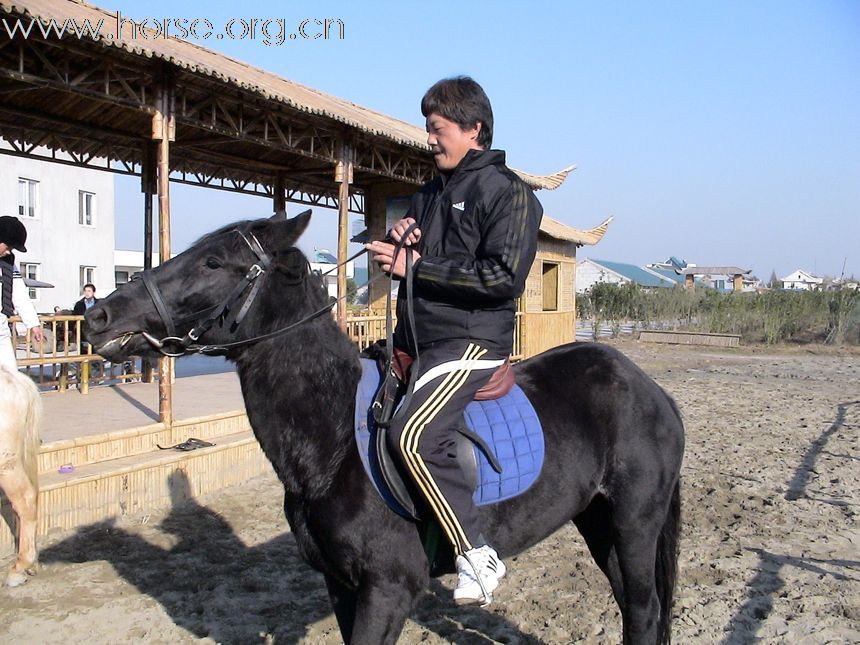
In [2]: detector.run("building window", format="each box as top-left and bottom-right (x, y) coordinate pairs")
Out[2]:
(18, 178), (39, 218)
(542, 262), (559, 311)
(21, 262), (39, 300)
(78, 191), (96, 226)
(115, 270), (130, 288)
(80, 266), (95, 291)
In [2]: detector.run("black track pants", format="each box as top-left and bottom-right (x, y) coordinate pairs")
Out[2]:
(386, 340), (507, 554)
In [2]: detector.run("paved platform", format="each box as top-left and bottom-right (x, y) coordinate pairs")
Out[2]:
(39, 371), (246, 444)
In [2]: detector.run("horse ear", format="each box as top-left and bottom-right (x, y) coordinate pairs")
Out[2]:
(292, 209), (312, 232)
(272, 209), (312, 247)
(269, 209), (287, 221)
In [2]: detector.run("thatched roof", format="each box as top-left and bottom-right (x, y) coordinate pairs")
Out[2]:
(540, 215), (612, 246)
(0, 0), (572, 191)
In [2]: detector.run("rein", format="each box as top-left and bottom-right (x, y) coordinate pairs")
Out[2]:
(135, 229), (381, 357)
(372, 222), (421, 428)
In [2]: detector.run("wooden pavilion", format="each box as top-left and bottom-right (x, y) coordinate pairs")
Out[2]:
(0, 0), (578, 423)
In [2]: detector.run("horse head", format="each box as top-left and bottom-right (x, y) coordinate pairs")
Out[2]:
(86, 210), (320, 361)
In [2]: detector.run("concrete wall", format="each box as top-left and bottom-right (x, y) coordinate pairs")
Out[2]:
(0, 153), (115, 313)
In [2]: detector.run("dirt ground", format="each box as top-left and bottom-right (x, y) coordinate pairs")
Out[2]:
(2, 339), (858, 644)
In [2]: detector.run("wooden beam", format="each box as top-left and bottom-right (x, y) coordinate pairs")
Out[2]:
(273, 172), (286, 215)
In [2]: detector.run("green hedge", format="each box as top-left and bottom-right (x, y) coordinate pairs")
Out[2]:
(577, 283), (860, 345)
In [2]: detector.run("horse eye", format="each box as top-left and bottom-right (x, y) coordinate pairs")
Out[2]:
(205, 257), (223, 269)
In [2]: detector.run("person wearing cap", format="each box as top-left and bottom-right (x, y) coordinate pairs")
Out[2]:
(0, 216), (43, 369)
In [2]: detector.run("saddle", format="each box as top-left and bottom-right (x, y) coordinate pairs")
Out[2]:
(354, 354), (545, 520)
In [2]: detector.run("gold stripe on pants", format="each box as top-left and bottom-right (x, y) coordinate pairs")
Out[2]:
(398, 343), (487, 552)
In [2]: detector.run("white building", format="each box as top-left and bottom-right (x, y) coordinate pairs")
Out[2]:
(781, 269), (823, 291)
(114, 249), (161, 287)
(576, 258), (676, 293)
(0, 151), (115, 312)
(310, 249), (354, 299)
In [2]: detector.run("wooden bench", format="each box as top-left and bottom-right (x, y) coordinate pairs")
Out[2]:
(638, 330), (741, 347)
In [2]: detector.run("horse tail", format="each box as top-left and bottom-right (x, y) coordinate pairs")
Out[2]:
(655, 478), (680, 644)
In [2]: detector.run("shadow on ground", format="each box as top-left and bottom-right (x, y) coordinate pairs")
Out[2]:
(40, 470), (545, 644)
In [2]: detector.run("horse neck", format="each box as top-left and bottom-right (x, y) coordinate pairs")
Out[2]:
(233, 313), (361, 500)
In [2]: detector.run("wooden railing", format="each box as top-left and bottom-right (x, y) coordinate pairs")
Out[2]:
(10, 314), (142, 393)
(11, 310), (525, 392)
(345, 312), (389, 351)
(512, 311), (523, 361)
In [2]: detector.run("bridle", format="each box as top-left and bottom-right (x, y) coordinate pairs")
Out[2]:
(134, 226), (337, 357)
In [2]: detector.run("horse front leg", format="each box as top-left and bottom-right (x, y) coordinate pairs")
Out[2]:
(324, 574), (358, 642)
(0, 466), (39, 587)
(348, 577), (421, 645)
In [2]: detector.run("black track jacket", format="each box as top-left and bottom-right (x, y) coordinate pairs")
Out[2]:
(393, 149), (543, 354)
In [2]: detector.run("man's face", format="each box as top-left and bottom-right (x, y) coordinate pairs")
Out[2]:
(83, 286), (95, 299)
(425, 112), (482, 171)
(0, 242), (9, 257)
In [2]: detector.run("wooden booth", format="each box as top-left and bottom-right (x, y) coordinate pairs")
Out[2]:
(518, 216), (611, 357)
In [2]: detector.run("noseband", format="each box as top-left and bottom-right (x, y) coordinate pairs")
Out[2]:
(136, 227), (332, 357)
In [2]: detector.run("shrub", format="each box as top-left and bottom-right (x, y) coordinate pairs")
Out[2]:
(578, 283), (859, 345)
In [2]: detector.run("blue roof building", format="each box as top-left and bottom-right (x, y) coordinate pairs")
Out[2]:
(577, 258), (678, 292)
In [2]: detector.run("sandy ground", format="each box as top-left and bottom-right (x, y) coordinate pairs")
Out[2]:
(1, 339), (858, 644)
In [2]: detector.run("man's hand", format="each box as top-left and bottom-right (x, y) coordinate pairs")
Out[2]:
(388, 218), (421, 246)
(365, 240), (421, 279)
(30, 326), (44, 344)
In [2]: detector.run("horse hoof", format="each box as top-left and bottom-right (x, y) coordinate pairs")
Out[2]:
(5, 572), (29, 587)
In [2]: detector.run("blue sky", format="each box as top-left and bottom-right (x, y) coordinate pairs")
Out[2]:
(112, 1), (860, 281)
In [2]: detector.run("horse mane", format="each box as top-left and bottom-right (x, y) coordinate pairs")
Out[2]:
(192, 219), (261, 250)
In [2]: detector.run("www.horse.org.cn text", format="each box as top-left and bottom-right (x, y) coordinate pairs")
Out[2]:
(1, 13), (346, 47)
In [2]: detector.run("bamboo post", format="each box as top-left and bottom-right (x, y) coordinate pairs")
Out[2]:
(80, 359), (89, 395)
(335, 140), (353, 330)
(153, 79), (175, 426)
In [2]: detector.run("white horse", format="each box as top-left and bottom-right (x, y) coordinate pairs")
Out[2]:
(0, 366), (41, 587)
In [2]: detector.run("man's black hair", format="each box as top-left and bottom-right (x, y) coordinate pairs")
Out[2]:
(83, 283), (96, 292)
(421, 76), (493, 149)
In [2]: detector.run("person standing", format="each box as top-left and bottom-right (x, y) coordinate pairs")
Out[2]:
(72, 283), (98, 315)
(366, 76), (543, 606)
(0, 216), (43, 370)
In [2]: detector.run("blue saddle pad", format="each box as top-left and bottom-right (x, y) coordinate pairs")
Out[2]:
(354, 358), (544, 513)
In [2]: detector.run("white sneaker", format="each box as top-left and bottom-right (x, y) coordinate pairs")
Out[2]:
(453, 545), (506, 606)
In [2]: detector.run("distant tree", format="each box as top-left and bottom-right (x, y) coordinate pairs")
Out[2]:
(346, 278), (357, 305)
(768, 270), (780, 289)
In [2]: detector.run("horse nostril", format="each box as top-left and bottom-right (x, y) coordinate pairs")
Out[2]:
(85, 306), (108, 332)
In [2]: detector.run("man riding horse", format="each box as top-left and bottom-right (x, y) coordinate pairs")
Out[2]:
(366, 76), (543, 605)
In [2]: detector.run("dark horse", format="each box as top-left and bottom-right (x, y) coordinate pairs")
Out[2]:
(85, 212), (684, 644)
